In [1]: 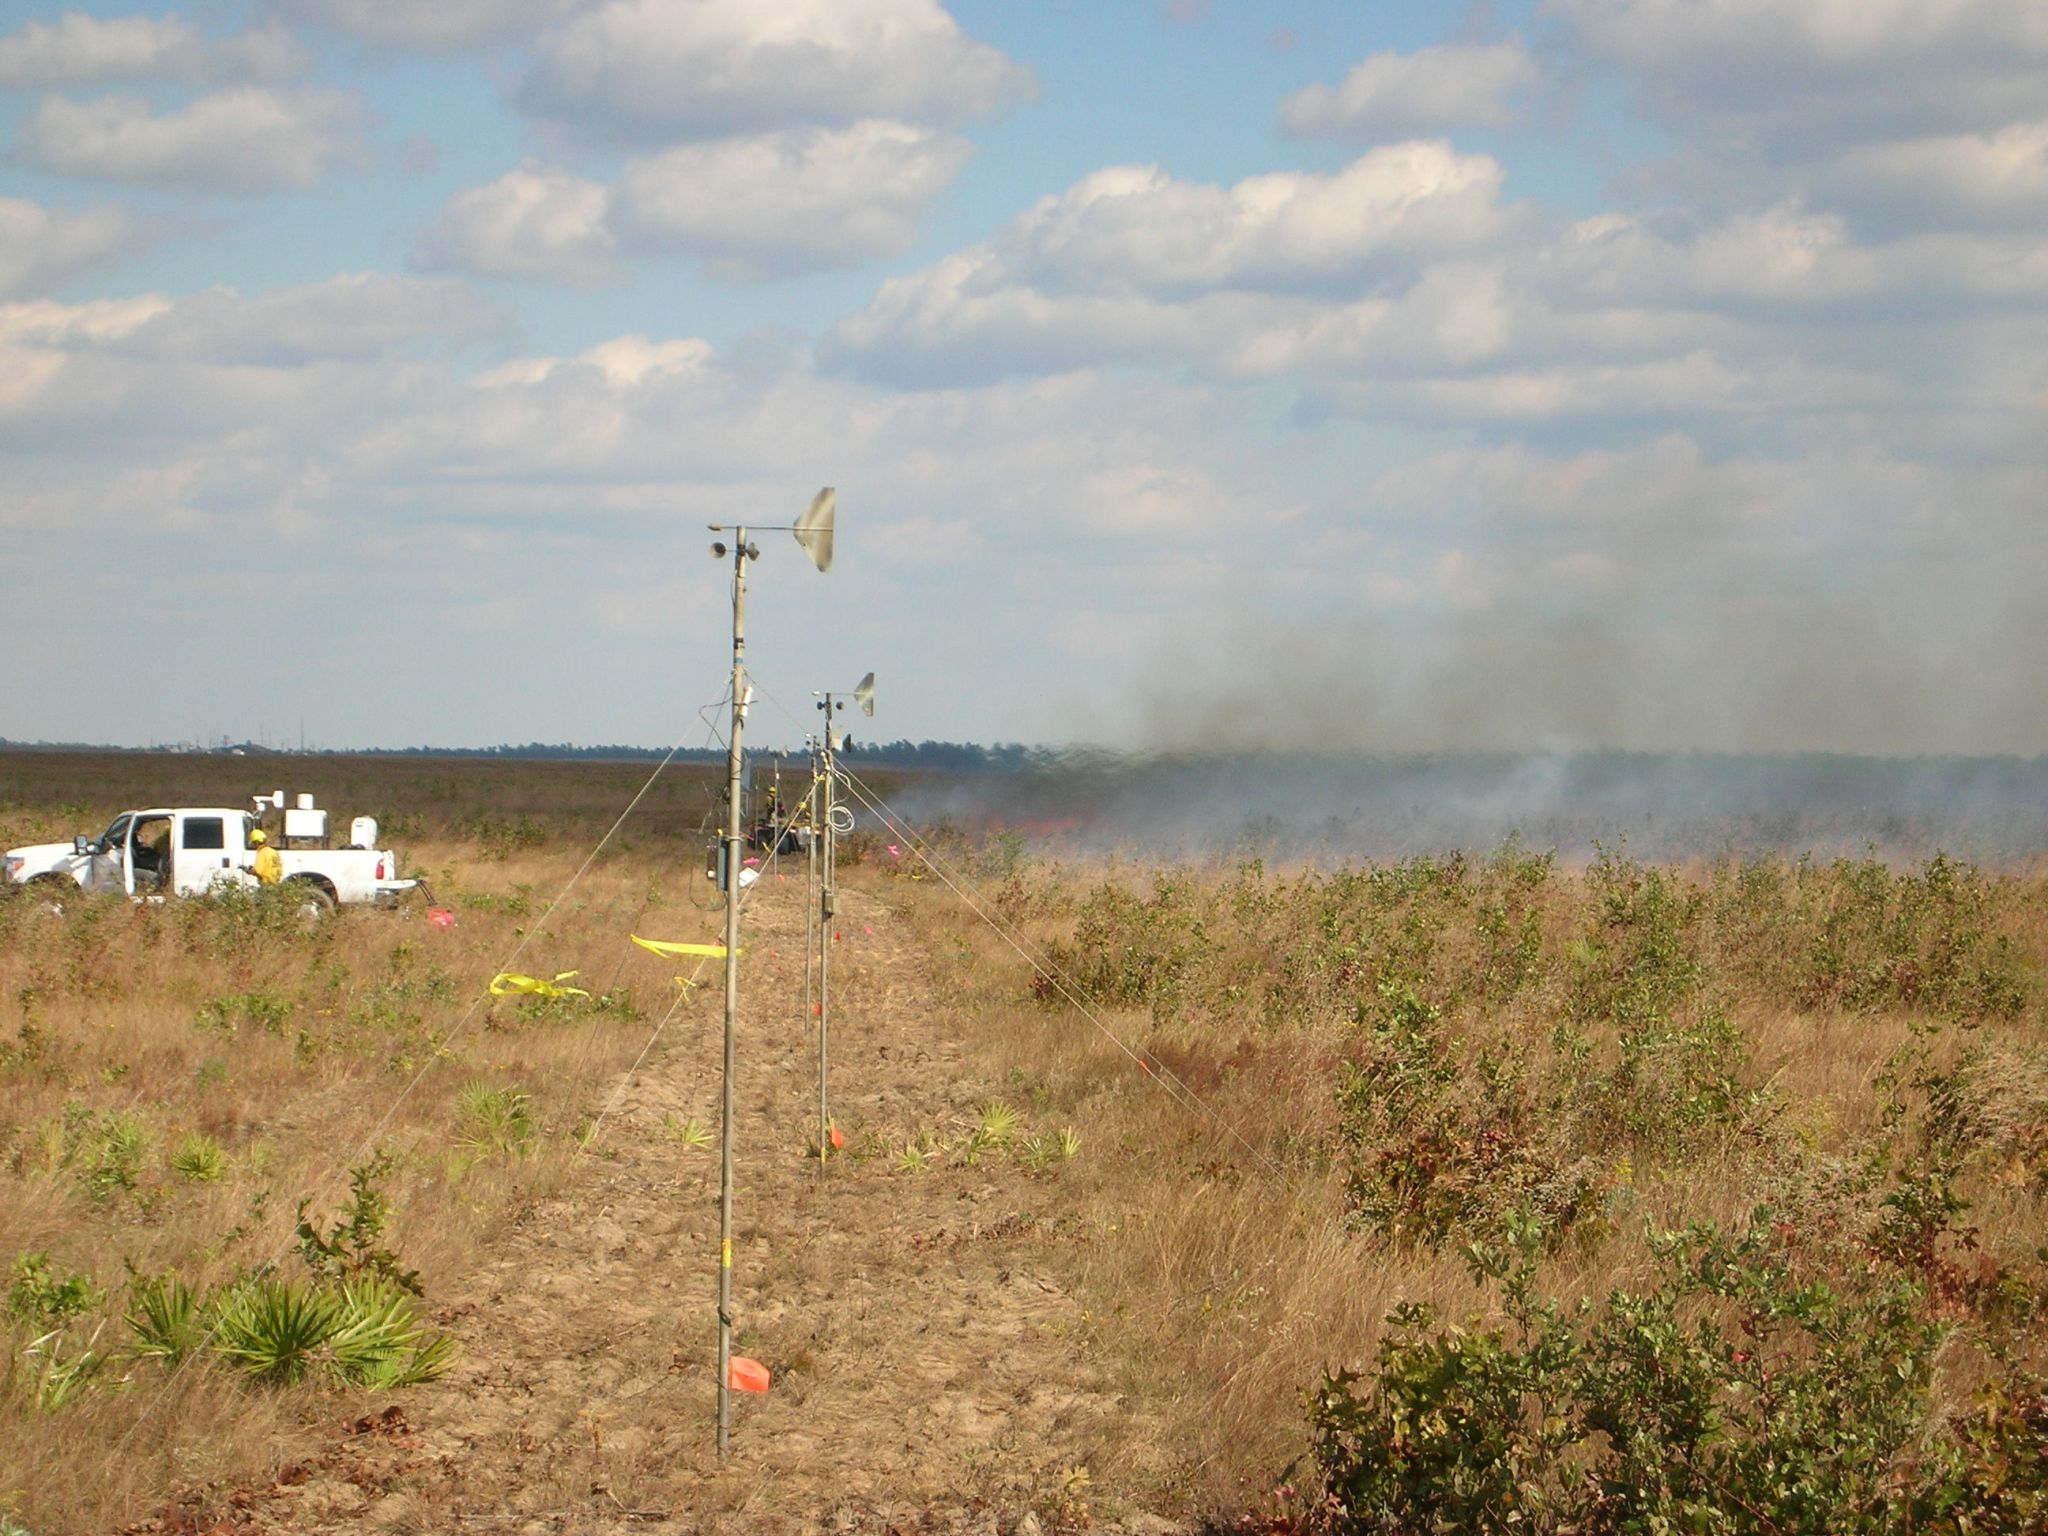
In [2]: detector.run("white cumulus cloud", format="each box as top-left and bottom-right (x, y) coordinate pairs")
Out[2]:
(989, 142), (1511, 293)
(0, 13), (190, 85)
(1558, 0), (2048, 69)
(0, 197), (140, 298)
(522, 0), (1035, 136)
(615, 120), (975, 278)
(414, 162), (617, 284)
(0, 13), (306, 87)
(15, 87), (365, 191)
(1542, 203), (2048, 307)
(828, 142), (1517, 381)
(1279, 43), (1538, 137)
(418, 122), (974, 284)
(479, 333), (715, 388)
(1556, 0), (2048, 141)
(1830, 120), (2048, 225)
(279, 0), (580, 51)
(119, 273), (505, 365)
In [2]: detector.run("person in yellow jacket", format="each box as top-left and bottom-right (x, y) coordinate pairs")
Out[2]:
(249, 828), (283, 885)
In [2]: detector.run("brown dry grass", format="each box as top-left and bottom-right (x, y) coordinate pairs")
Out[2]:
(885, 845), (2048, 1515)
(7, 752), (2048, 1532)
(0, 755), (735, 1533)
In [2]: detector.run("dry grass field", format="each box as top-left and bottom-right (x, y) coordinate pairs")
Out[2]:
(880, 833), (2048, 1531)
(0, 752), (730, 1529)
(4, 751), (2048, 1534)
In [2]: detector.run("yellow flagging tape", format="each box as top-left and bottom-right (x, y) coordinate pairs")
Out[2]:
(721, 1238), (733, 1269)
(632, 935), (732, 960)
(488, 971), (590, 999)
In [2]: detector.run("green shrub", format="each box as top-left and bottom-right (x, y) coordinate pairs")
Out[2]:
(463, 814), (548, 861)
(295, 1153), (422, 1295)
(1048, 875), (1204, 1018)
(120, 1266), (453, 1391)
(193, 989), (293, 1037)
(1567, 850), (1705, 1028)
(48, 1107), (151, 1202)
(1308, 1210), (2048, 1534)
(1792, 854), (2032, 1019)
(6, 1253), (99, 1328)
(1336, 984), (1603, 1248)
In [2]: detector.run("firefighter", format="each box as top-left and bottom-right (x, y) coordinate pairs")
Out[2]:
(249, 828), (283, 885)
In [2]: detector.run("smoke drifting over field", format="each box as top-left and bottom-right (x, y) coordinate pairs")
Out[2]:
(884, 751), (2048, 866)
(1115, 594), (2048, 763)
(907, 567), (2048, 863)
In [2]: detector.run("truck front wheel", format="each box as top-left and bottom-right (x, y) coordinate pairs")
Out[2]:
(21, 875), (75, 917)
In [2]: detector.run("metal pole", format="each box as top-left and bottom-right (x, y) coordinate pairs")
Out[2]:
(803, 744), (818, 1133)
(716, 532), (747, 1463)
(817, 702), (835, 1161)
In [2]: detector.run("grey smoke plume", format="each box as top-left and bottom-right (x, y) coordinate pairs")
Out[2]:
(885, 750), (2048, 866)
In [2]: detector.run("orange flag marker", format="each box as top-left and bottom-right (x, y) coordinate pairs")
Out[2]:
(727, 1356), (771, 1393)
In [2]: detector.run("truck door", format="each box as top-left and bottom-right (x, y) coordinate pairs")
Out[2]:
(88, 814), (133, 893)
(128, 814), (172, 894)
(172, 814), (240, 896)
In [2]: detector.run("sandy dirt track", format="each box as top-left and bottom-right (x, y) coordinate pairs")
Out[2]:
(143, 877), (1180, 1536)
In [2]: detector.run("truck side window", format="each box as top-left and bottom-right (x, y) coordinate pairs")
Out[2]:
(99, 815), (132, 850)
(182, 817), (226, 851)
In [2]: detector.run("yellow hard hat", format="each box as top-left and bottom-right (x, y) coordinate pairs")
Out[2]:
(249, 829), (268, 845)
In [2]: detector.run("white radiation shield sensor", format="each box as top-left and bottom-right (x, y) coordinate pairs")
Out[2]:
(793, 487), (836, 573)
(854, 671), (876, 717)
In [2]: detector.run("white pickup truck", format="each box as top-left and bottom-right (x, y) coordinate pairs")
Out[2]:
(3, 795), (417, 916)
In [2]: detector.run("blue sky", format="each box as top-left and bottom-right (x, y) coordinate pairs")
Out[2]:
(2, 0), (2044, 754)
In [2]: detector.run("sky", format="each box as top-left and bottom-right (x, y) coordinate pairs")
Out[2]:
(1, 0), (2044, 755)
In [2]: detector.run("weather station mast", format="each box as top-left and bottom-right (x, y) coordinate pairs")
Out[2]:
(813, 671), (874, 1163)
(705, 486), (835, 1460)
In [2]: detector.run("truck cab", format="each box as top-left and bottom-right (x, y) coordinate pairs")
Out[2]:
(76, 808), (255, 898)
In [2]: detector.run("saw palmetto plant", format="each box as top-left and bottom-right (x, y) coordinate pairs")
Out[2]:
(326, 1279), (456, 1389)
(211, 1279), (340, 1386)
(168, 1131), (227, 1184)
(452, 1081), (535, 1165)
(124, 1273), (202, 1365)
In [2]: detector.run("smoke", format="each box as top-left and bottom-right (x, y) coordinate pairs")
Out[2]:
(1068, 428), (2048, 765)
(884, 749), (2048, 866)
(875, 426), (2048, 865)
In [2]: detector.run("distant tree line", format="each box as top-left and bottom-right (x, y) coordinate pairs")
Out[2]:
(324, 739), (1057, 769)
(0, 736), (1057, 771)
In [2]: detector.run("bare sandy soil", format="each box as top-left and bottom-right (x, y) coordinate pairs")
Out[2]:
(139, 877), (1180, 1536)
